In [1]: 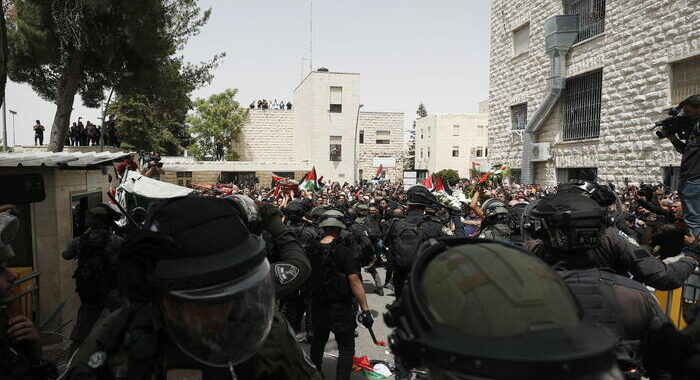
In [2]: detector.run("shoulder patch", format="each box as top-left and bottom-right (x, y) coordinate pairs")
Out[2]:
(617, 230), (639, 247)
(274, 263), (300, 285)
(88, 351), (107, 369)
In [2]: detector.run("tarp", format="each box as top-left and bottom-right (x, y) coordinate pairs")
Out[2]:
(118, 170), (194, 199)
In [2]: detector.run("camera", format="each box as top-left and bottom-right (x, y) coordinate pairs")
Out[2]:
(654, 106), (691, 139)
(141, 151), (163, 169)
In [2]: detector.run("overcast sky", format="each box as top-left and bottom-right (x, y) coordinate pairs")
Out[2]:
(6, 0), (492, 147)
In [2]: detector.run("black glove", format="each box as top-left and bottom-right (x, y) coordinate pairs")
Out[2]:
(256, 201), (284, 234)
(358, 310), (374, 329)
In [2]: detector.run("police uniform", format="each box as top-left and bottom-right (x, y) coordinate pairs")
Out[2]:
(0, 309), (56, 380)
(479, 223), (513, 242)
(65, 304), (320, 380)
(307, 236), (361, 380)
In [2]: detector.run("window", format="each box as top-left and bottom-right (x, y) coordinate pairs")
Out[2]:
(452, 125), (460, 136)
(176, 171), (193, 187)
(330, 86), (342, 113)
(565, 0), (606, 43)
(485, 148), (489, 157)
(427, 147), (430, 158)
(71, 192), (102, 238)
(452, 146), (460, 157)
(513, 23), (530, 56)
(476, 148), (484, 158)
(428, 127), (431, 139)
(420, 148), (423, 158)
(563, 70), (602, 141)
(420, 129), (424, 139)
(376, 130), (390, 144)
(511, 103), (527, 130)
(477, 125), (485, 135)
(330, 135), (342, 161)
(671, 55), (700, 105)
(359, 130), (365, 144)
(557, 167), (598, 183)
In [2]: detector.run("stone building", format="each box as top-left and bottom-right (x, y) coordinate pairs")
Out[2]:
(488, 0), (700, 187)
(414, 110), (489, 179)
(224, 69), (405, 184)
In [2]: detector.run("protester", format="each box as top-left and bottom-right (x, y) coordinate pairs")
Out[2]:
(33, 120), (45, 146)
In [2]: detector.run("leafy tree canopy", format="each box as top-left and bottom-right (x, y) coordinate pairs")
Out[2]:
(187, 89), (248, 161)
(416, 103), (428, 118)
(436, 169), (460, 186)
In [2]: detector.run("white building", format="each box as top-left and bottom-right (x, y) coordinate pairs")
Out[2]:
(231, 69), (405, 183)
(488, 0), (700, 187)
(414, 110), (489, 179)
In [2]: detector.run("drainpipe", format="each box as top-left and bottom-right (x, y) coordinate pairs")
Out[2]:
(521, 15), (578, 184)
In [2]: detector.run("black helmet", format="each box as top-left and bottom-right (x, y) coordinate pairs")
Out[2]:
(119, 196), (274, 368)
(285, 200), (306, 221)
(558, 179), (617, 208)
(385, 238), (621, 380)
(407, 185), (436, 206)
(481, 198), (509, 222)
(524, 192), (608, 252)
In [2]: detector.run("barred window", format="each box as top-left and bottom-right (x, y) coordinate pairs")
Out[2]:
(671, 55), (700, 105)
(563, 71), (602, 141)
(511, 103), (527, 130)
(564, 0), (606, 43)
(176, 171), (192, 178)
(453, 125), (460, 136)
(330, 86), (342, 113)
(452, 146), (460, 157)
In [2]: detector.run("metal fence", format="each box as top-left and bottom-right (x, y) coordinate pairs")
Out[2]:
(563, 71), (603, 141)
(565, 0), (606, 43)
(2, 272), (40, 325)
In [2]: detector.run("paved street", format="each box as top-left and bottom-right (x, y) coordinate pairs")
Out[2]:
(300, 267), (402, 380)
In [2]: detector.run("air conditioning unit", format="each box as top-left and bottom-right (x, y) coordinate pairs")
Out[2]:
(530, 143), (551, 162)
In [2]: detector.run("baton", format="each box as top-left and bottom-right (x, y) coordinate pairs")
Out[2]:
(367, 326), (386, 347)
(107, 191), (139, 228)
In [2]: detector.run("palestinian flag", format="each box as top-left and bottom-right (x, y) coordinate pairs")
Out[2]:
(300, 167), (322, 193)
(373, 164), (384, 180)
(422, 174), (435, 191)
(271, 173), (285, 187)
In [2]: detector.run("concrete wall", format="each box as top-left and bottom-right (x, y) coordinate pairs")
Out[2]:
(415, 113), (489, 177)
(357, 112), (405, 182)
(294, 71), (362, 182)
(488, 0), (700, 186)
(232, 109), (295, 161)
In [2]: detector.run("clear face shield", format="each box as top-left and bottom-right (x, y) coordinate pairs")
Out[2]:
(429, 364), (624, 380)
(158, 258), (275, 367)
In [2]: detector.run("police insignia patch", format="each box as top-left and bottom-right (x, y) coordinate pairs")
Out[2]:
(274, 263), (300, 285)
(88, 351), (107, 369)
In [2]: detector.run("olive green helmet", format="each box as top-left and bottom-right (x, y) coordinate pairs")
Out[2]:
(318, 217), (346, 230)
(385, 238), (621, 380)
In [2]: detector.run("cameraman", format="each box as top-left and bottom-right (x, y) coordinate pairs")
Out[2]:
(141, 151), (164, 180)
(667, 95), (700, 239)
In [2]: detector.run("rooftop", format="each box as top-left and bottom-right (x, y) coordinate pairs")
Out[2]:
(0, 151), (131, 168)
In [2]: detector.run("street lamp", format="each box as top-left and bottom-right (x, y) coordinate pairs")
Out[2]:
(8, 110), (16, 147)
(353, 104), (364, 183)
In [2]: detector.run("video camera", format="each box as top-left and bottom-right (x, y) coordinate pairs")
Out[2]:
(141, 151), (163, 169)
(654, 106), (691, 139)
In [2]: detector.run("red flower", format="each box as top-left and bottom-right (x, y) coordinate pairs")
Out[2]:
(479, 173), (490, 183)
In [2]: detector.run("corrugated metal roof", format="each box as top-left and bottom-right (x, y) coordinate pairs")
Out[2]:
(0, 151), (132, 168)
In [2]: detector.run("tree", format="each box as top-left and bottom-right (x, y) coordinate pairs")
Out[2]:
(8, 0), (213, 152)
(187, 89), (248, 161)
(404, 120), (416, 170)
(436, 169), (460, 186)
(417, 103), (428, 118)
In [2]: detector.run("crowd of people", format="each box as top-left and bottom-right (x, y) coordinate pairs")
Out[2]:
(250, 98), (292, 110)
(1, 94), (699, 379)
(65, 116), (120, 147)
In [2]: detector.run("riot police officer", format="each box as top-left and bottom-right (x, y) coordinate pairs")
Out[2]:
(349, 204), (382, 295)
(525, 192), (671, 379)
(385, 237), (624, 380)
(284, 200), (318, 249)
(307, 213), (373, 380)
(524, 180), (700, 290)
(66, 196), (320, 380)
(384, 185), (463, 298)
(478, 198), (514, 242)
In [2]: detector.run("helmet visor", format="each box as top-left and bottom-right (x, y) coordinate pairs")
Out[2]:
(432, 365), (624, 380)
(159, 259), (275, 367)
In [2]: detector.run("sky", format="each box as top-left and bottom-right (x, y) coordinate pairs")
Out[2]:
(5, 0), (492, 147)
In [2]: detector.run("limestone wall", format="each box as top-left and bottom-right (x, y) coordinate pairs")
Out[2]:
(357, 112), (405, 182)
(488, 0), (700, 186)
(233, 109), (295, 162)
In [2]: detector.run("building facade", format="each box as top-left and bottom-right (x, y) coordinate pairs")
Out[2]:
(229, 70), (405, 184)
(488, 0), (700, 186)
(414, 111), (489, 178)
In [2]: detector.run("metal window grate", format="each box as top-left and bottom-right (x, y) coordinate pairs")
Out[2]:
(511, 103), (527, 130)
(671, 55), (700, 105)
(565, 0), (606, 43)
(563, 71), (602, 141)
